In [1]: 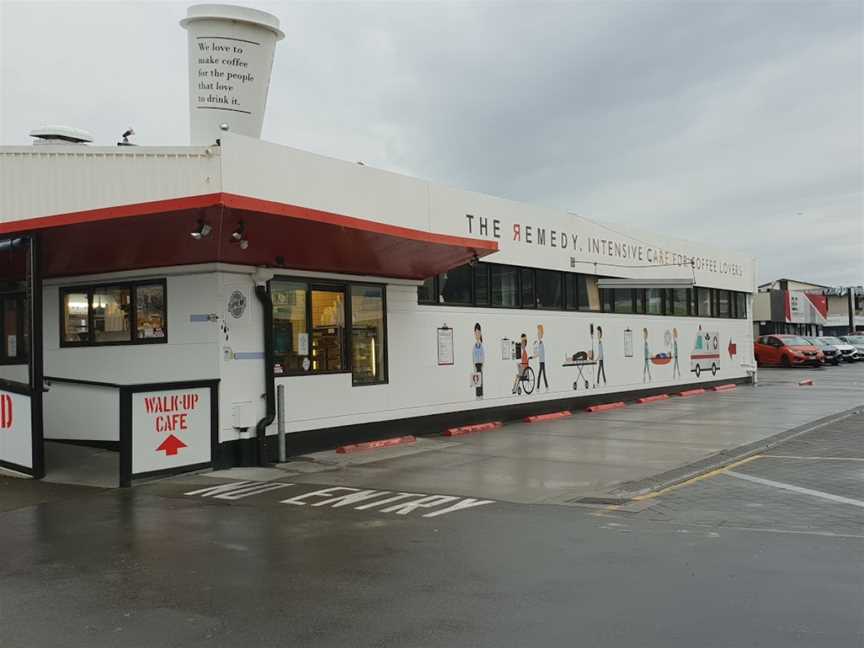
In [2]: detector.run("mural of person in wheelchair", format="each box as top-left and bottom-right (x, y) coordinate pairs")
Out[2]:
(512, 333), (536, 395)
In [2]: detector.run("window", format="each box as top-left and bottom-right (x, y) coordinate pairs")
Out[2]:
(646, 289), (663, 315)
(474, 264), (490, 306)
(273, 281), (308, 373)
(351, 285), (386, 385)
(438, 265), (473, 305)
(718, 290), (731, 318)
(736, 292), (747, 319)
(696, 288), (712, 317)
(92, 286), (131, 343)
(417, 277), (436, 304)
(535, 270), (562, 309)
(521, 268), (535, 308)
(491, 265), (519, 307)
(60, 280), (166, 347)
(311, 288), (345, 372)
(614, 289), (635, 314)
(272, 279), (388, 384)
(0, 294), (26, 364)
(666, 289), (689, 316)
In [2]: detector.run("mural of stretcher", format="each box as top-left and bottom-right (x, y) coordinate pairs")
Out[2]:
(561, 359), (596, 390)
(690, 329), (720, 377)
(651, 353), (672, 366)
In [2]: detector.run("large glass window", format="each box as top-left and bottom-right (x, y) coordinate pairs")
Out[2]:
(736, 292), (747, 319)
(535, 270), (562, 309)
(351, 285), (385, 385)
(417, 277), (436, 304)
(667, 289), (689, 316)
(491, 265), (519, 307)
(614, 289), (635, 314)
(696, 288), (712, 317)
(521, 268), (535, 308)
(311, 288), (345, 372)
(646, 288), (663, 315)
(272, 279), (388, 383)
(438, 264), (473, 305)
(92, 286), (131, 343)
(273, 281), (308, 374)
(60, 281), (166, 347)
(718, 290), (731, 318)
(474, 264), (490, 306)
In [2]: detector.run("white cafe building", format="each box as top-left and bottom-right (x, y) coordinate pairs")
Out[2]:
(0, 5), (757, 486)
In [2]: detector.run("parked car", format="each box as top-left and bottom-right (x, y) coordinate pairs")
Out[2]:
(817, 336), (860, 362)
(839, 335), (864, 360)
(805, 337), (840, 365)
(754, 335), (825, 367)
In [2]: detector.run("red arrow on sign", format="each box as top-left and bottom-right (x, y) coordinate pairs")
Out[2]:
(728, 339), (737, 358)
(156, 434), (187, 456)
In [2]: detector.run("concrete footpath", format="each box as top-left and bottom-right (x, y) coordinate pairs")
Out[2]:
(209, 364), (864, 505)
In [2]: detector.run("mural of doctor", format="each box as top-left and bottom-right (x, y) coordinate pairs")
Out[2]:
(642, 328), (652, 383)
(536, 324), (548, 391)
(472, 322), (485, 398)
(672, 327), (680, 379)
(595, 325), (607, 386)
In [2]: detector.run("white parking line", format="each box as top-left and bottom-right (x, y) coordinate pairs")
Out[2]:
(725, 471), (864, 508)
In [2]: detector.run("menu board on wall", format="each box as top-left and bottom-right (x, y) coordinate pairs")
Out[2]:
(437, 327), (454, 366)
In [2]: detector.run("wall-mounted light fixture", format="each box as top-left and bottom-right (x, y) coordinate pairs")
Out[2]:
(190, 220), (212, 240)
(230, 222), (249, 250)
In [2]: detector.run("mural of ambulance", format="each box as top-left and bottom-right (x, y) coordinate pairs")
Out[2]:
(690, 326), (720, 377)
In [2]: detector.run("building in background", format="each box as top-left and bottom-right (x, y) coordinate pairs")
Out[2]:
(753, 278), (863, 337)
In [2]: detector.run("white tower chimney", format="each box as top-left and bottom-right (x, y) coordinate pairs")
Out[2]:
(180, 4), (284, 145)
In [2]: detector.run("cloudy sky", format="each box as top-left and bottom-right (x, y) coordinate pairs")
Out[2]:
(1, 0), (861, 286)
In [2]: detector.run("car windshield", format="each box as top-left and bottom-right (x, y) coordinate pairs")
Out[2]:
(779, 336), (810, 346)
(805, 338), (824, 346)
(820, 337), (844, 345)
(845, 336), (864, 344)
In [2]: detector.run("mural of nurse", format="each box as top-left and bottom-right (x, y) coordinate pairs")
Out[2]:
(472, 322), (485, 399)
(642, 328), (652, 383)
(672, 327), (680, 379)
(595, 325), (607, 386)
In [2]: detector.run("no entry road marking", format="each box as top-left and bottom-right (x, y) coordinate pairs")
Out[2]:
(725, 471), (864, 509)
(184, 481), (495, 518)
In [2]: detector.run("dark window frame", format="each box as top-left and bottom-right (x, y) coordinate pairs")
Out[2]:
(59, 279), (168, 348)
(271, 276), (388, 386)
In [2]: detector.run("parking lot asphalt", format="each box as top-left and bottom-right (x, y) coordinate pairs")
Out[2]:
(1, 384), (861, 648)
(206, 363), (864, 504)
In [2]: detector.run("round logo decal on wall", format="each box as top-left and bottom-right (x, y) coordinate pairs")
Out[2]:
(227, 290), (247, 319)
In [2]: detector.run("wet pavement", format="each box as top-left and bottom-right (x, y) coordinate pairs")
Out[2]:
(1, 366), (862, 647)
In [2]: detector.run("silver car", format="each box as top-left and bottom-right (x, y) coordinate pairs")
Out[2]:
(838, 335), (864, 361)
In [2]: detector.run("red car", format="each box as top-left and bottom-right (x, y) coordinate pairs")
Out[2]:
(754, 335), (825, 367)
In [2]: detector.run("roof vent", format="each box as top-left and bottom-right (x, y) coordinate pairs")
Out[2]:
(29, 125), (94, 146)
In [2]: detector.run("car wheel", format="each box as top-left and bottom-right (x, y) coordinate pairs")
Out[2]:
(694, 365), (701, 378)
(781, 355), (791, 368)
(711, 363), (717, 376)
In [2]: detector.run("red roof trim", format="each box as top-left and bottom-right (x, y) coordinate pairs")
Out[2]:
(0, 192), (498, 255)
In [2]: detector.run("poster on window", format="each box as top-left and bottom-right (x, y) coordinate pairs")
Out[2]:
(437, 327), (454, 365)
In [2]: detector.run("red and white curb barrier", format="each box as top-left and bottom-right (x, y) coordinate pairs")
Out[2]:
(711, 384), (737, 392)
(636, 394), (670, 404)
(798, 379), (814, 386)
(525, 410), (572, 423)
(586, 401), (626, 413)
(676, 388), (706, 398)
(443, 422), (503, 437)
(336, 435), (416, 453)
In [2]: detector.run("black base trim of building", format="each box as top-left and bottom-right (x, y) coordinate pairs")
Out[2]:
(214, 376), (753, 468)
(44, 438), (120, 452)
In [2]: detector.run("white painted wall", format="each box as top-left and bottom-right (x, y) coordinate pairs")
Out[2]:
(272, 282), (755, 434)
(0, 365), (28, 382)
(44, 382), (118, 442)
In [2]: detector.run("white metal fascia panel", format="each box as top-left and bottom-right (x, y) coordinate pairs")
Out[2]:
(0, 145), (222, 222)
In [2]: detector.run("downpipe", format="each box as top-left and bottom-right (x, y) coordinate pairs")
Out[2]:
(254, 282), (276, 466)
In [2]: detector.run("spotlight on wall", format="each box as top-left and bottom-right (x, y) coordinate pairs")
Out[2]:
(230, 222), (249, 250)
(190, 220), (212, 240)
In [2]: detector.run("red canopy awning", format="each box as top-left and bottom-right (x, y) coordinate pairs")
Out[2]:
(0, 193), (498, 280)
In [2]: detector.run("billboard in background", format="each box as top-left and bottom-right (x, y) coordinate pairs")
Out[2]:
(784, 291), (828, 325)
